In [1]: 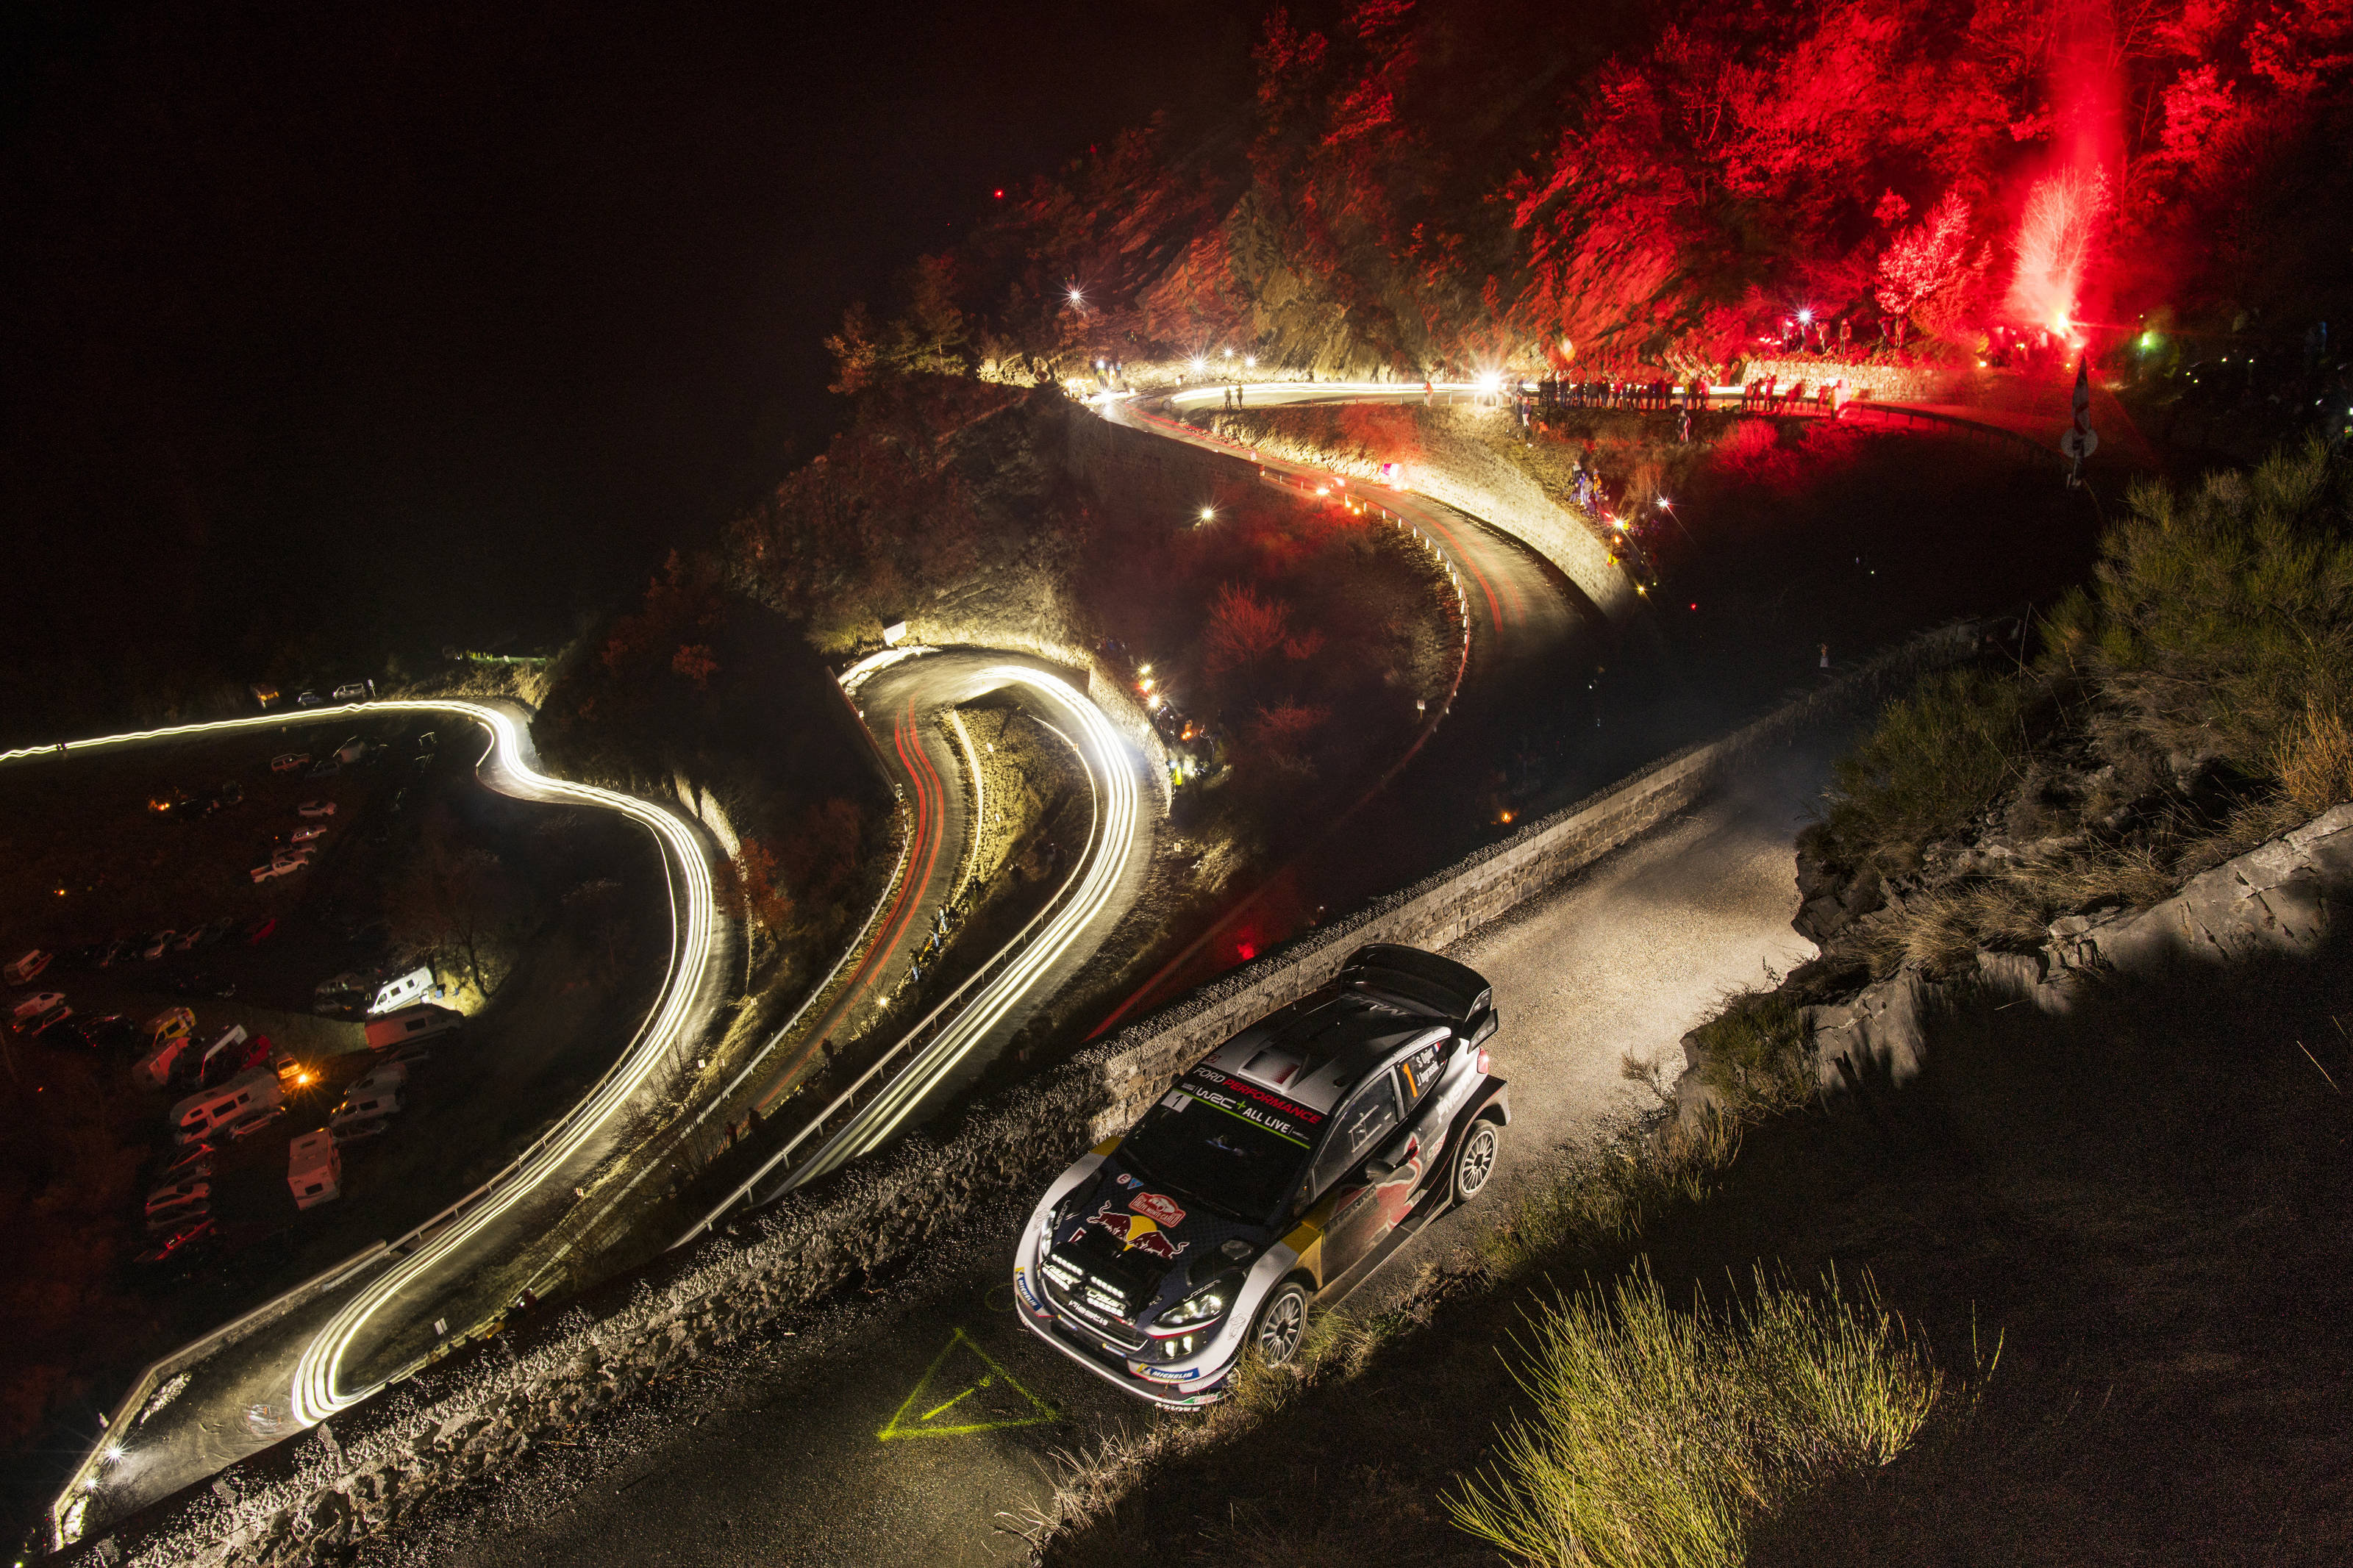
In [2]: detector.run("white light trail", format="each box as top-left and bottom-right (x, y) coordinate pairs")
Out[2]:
(785, 666), (1139, 1183)
(287, 704), (718, 1425)
(18, 698), (721, 1528)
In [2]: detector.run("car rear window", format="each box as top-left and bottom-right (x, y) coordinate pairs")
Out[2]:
(1118, 1064), (1327, 1223)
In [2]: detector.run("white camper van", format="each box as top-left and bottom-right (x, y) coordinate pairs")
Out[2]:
(363, 1004), (460, 1051)
(168, 1066), (283, 1145)
(367, 966), (434, 1016)
(288, 1128), (342, 1209)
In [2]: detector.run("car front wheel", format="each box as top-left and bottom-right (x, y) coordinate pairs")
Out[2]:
(1250, 1278), (1310, 1369)
(1451, 1117), (1502, 1204)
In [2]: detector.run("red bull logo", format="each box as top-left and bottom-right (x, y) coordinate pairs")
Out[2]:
(1089, 1203), (1188, 1261)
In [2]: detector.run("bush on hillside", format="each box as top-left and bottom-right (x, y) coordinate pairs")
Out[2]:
(1816, 666), (2029, 871)
(2044, 438), (2353, 780)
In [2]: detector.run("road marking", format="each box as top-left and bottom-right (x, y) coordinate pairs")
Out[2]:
(877, 1328), (1056, 1442)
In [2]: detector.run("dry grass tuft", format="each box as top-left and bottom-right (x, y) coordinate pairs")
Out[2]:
(2273, 698), (2353, 818)
(1446, 1264), (1949, 1568)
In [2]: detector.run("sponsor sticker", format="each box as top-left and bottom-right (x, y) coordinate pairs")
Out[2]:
(1088, 1202), (1189, 1261)
(1129, 1192), (1185, 1228)
(1183, 1067), (1323, 1146)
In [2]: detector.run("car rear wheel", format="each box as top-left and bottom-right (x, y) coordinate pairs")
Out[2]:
(1451, 1117), (1502, 1204)
(1250, 1278), (1310, 1369)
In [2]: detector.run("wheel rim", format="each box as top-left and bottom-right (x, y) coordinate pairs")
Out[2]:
(1458, 1123), (1498, 1197)
(1257, 1289), (1304, 1366)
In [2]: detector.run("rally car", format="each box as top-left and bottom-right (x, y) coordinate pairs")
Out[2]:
(1013, 942), (1507, 1406)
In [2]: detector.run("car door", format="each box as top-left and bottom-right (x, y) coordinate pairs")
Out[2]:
(1310, 1067), (1410, 1284)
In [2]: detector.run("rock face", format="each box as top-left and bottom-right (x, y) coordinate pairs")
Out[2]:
(1791, 827), (1884, 945)
(1699, 803), (2353, 1113)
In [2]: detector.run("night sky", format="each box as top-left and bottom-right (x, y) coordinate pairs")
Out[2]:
(1, 0), (1275, 722)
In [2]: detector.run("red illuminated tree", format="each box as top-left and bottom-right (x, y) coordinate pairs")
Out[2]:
(1874, 191), (1982, 327)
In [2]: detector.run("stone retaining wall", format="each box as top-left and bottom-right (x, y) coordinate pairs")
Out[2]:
(65, 625), (1977, 1568)
(1742, 357), (1972, 404)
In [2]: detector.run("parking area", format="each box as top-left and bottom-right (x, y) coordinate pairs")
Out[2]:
(1, 714), (672, 1491)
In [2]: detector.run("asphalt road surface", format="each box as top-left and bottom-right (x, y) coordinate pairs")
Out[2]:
(376, 742), (1833, 1568)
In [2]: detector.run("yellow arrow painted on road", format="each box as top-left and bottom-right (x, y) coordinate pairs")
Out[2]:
(877, 1328), (1057, 1441)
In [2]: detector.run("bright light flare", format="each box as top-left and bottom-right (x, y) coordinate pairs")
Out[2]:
(1199, 506), (1215, 522)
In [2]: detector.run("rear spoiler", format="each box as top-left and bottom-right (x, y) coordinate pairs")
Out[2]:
(1340, 943), (1493, 1023)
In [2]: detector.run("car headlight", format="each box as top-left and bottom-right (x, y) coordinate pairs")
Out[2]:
(1157, 1285), (1232, 1330)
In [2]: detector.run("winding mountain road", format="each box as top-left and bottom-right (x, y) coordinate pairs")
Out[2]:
(11, 700), (735, 1541)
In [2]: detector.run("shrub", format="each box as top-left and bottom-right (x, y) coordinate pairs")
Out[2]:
(1447, 1264), (1943, 1568)
(2063, 438), (2353, 776)
(1685, 990), (1814, 1108)
(1819, 667), (2028, 868)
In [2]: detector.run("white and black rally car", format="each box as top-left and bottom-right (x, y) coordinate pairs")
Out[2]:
(1013, 942), (1507, 1406)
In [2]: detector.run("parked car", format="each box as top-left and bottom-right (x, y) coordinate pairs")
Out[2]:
(171, 972), (236, 1000)
(146, 1198), (209, 1234)
(297, 801), (338, 819)
(146, 1179), (211, 1218)
(251, 860), (294, 884)
(1013, 944), (1508, 1407)
(158, 1145), (213, 1184)
(28, 1006), (77, 1040)
(332, 1114), (394, 1144)
(334, 736), (368, 765)
(296, 690), (324, 707)
(141, 931), (176, 960)
(331, 1084), (404, 1133)
(145, 1006), (196, 1043)
(171, 928), (206, 953)
(306, 758), (340, 778)
(332, 681), (371, 702)
(221, 1103), (286, 1142)
(4, 951), (51, 984)
(74, 1013), (136, 1051)
(10, 991), (66, 1025)
(97, 937), (135, 968)
(135, 1217), (215, 1266)
(290, 826), (328, 845)
(271, 753), (310, 774)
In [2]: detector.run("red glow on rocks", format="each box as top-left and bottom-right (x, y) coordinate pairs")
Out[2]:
(1236, 941), (1257, 962)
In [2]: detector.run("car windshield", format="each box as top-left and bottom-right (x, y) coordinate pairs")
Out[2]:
(1115, 1064), (1327, 1223)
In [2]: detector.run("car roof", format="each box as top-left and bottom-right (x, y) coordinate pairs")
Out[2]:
(1197, 989), (1446, 1114)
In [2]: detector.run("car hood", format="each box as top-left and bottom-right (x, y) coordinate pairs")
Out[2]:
(1048, 1158), (1279, 1322)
